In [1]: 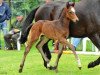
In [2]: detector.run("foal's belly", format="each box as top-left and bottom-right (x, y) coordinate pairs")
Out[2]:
(42, 24), (69, 40)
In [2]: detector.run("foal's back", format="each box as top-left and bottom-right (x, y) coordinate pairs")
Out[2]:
(34, 19), (68, 40)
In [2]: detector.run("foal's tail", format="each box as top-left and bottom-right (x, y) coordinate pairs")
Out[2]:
(88, 56), (100, 68)
(26, 23), (43, 47)
(20, 7), (39, 44)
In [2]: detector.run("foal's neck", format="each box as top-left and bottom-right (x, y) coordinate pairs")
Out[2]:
(59, 10), (70, 28)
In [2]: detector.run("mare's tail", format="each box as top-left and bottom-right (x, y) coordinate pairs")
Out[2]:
(88, 56), (100, 68)
(20, 7), (39, 44)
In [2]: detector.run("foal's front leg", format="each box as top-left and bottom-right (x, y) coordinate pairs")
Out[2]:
(53, 44), (64, 72)
(53, 38), (67, 72)
(66, 41), (82, 69)
(53, 38), (82, 72)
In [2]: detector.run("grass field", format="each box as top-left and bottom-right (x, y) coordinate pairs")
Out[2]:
(0, 47), (100, 75)
(0, 33), (100, 75)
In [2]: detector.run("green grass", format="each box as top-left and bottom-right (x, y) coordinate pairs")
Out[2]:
(0, 32), (100, 75)
(0, 48), (100, 75)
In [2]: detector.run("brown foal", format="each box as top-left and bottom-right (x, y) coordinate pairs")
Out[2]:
(19, 2), (81, 73)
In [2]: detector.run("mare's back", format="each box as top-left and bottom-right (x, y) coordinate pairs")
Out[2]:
(35, 0), (100, 37)
(35, 1), (66, 21)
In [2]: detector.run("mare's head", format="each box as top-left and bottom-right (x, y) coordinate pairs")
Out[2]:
(64, 2), (79, 22)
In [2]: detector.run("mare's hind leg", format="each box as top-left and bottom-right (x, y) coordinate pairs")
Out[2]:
(36, 35), (52, 69)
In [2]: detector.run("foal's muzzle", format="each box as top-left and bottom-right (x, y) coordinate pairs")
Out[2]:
(72, 17), (79, 22)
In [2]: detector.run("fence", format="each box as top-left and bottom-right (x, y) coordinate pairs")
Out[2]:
(71, 38), (100, 55)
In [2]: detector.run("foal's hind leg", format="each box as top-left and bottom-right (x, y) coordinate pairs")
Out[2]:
(19, 32), (39, 73)
(19, 45), (32, 73)
(36, 35), (52, 70)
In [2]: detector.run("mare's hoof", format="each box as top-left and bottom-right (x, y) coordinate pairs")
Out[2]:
(88, 62), (94, 68)
(47, 66), (54, 70)
(48, 66), (58, 73)
(19, 69), (22, 73)
(47, 66), (57, 70)
(55, 69), (58, 73)
(51, 66), (57, 70)
(78, 67), (82, 70)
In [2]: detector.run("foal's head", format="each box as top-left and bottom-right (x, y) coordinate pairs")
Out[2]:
(64, 2), (79, 22)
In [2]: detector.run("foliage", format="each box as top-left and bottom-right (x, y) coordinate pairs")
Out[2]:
(8, 0), (80, 17)
(11, 0), (42, 17)
(69, 0), (80, 2)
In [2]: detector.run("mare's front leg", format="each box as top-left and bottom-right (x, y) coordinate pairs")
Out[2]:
(88, 33), (100, 68)
(88, 57), (100, 68)
(42, 40), (52, 68)
(36, 35), (53, 70)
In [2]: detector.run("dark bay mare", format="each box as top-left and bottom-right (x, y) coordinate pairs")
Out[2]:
(20, 0), (100, 69)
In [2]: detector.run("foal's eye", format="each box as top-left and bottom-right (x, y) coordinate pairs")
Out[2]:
(69, 11), (73, 14)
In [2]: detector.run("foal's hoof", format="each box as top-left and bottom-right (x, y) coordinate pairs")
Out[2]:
(19, 69), (22, 73)
(78, 67), (82, 70)
(88, 62), (94, 68)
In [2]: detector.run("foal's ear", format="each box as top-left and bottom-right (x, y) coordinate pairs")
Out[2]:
(71, 2), (75, 7)
(66, 2), (75, 8)
(66, 2), (70, 8)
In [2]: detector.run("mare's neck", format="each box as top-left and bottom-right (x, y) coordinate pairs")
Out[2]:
(59, 10), (70, 28)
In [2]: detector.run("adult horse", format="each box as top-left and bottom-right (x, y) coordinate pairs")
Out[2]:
(20, 0), (100, 69)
